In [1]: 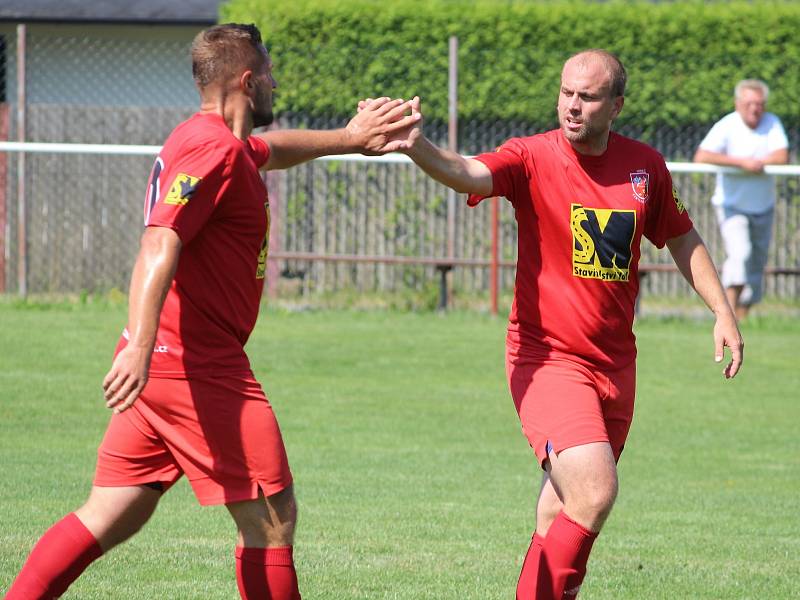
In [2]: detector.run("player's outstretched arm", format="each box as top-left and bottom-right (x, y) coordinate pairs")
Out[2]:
(258, 97), (420, 171)
(666, 227), (744, 379)
(399, 96), (493, 196)
(103, 227), (181, 413)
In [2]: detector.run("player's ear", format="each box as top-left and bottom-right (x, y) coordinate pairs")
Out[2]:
(611, 95), (624, 120)
(240, 70), (254, 94)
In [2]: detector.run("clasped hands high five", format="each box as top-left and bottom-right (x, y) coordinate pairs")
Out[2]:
(347, 96), (423, 155)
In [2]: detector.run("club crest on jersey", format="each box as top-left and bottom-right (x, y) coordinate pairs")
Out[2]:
(630, 170), (649, 203)
(164, 173), (201, 206)
(571, 203), (636, 282)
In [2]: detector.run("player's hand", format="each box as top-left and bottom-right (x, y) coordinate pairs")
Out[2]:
(356, 98), (378, 113)
(346, 96), (421, 155)
(401, 96), (423, 152)
(357, 96), (424, 154)
(739, 158), (764, 173)
(713, 311), (744, 379)
(102, 345), (151, 413)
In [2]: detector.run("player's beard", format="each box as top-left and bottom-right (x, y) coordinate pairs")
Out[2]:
(252, 86), (274, 128)
(560, 115), (607, 148)
(253, 107), (274, 128)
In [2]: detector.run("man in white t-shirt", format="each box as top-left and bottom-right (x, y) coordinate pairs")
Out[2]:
(694, 79), (789, 319)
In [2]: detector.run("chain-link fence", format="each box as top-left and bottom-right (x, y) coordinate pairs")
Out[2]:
(1, 24), (799, 302)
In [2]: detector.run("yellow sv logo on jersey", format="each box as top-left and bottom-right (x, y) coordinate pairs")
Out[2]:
(163, 173), (201, 206)
(672, 186), (686, 214)
(256, 202), (271, 279)
(571, 204), (636, 282)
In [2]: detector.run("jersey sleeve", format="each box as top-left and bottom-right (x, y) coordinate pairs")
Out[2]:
(146, 142), (231, 244)
(767, 115), (789, 151)
(248, 134), (271, 168)
(643, 158), (694, 249)
(467, 138), (530, 207)
(698, 118), (728, 153)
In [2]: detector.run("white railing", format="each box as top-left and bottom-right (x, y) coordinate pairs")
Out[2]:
(0, 142), (800, 298)
(2, 141), (800, 174)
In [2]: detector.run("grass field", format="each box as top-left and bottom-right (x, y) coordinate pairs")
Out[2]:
(1, 301), (798, 599)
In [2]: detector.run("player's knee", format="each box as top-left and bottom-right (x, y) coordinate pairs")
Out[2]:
(75, 507), (151, 552)
(269, 489), (298, 544)
(267, 485), (298, 527)
(230, 487), (297, 547)
(564, 473), (617, 522)
(581, 478), (618, 520)
(76, 486), (160, 551)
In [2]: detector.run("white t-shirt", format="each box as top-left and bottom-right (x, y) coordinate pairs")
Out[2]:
(699, 111), (788, 213)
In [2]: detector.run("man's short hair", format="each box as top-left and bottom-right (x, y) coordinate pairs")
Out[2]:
(191, 23), (265, 89)
(568, 49), (627, 98)
(735, 79), (769, 101)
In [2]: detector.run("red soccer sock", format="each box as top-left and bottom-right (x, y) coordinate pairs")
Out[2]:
(235, 546), (301, 600)
(516, 532), (545, 600)
(5, 512), (103, 600)
(536, 511), (598, 600)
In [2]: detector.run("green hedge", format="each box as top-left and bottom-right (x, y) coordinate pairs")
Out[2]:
(221, 0), (800, 129)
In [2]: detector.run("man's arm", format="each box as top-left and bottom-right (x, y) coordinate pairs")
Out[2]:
(102, 227), (181, 413)
(404, 134), (494, 196)
(693, 148), (766, 173)
(353, 95), (492, 195)
(400, 96), (492, 195)
(258, 97), (420, 171)
(666, 227), (743, 379)
(763, 147), (789, 165)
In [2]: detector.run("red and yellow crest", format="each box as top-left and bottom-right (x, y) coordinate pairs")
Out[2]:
(630, 170), (649, 203)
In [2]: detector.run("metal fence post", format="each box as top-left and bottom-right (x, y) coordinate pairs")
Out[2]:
(0, 104), (8, 294)
(442, 35), (458, 310)
(16, 23), (27, 297)
(490, 196), (499, 316)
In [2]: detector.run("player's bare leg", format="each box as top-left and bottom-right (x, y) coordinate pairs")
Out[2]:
(75, 484), (162, 550)
(535, 474), (564, 536)
(517, 474), (564, 599)
(227, 485), (301, 600)
(5, 484), (161, 599)
(227, 485), (297, 547)
(518, 442), (617, 599)
(546, 441), (618, 532)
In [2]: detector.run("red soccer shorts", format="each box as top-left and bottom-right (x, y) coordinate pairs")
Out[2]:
(506, 345), (636, 467)
(94, 375), (293, 506)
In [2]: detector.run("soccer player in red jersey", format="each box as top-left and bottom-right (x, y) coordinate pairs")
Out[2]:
(387, 50), (744, 599)
(4, 24), (418, 600)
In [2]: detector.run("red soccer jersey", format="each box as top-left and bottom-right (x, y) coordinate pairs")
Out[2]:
(115, 112), (271, 377)
(470, 130), (693, 369)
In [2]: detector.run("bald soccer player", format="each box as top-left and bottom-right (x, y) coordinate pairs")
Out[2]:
(377, 49), (743, 599)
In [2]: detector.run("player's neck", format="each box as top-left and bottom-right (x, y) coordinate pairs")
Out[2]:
(568, 132), (610, 157)
(199, 91), (253, 141)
